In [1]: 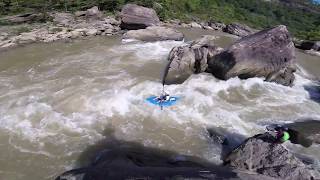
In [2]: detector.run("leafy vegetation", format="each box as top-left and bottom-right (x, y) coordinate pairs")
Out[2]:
(0, 0), (319, 40)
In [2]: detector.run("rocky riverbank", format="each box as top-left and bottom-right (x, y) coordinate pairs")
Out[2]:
(0, 3), (319, 56)
(0, 6), (121, 50)
(0, 4), (260, 52)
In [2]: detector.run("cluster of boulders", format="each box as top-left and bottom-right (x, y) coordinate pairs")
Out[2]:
(0, 6), (121, 50)
(0, 3), (262, 51)
(163, 19), (257, 37)
(164, 25), (297, 86)
(1, 2), (318, 60)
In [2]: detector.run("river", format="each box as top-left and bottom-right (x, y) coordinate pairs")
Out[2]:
(0, 29), (319, 179)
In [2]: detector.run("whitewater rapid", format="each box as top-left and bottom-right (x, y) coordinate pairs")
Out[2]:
(0, 34), (319, 179)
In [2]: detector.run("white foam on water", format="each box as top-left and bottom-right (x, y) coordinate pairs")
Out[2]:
(0, 38), (320, 179)
(110, 40), (185, 62)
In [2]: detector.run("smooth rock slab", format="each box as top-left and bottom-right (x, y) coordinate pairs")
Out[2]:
(123, 26), (184, 42)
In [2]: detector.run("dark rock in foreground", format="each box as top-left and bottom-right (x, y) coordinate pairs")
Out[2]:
(208, 25), (296, 86)
(224, 133), (320, 180)
(56, 140), (278, 180)
(123, 26), (184, 42)
(120, 4), (160, 30)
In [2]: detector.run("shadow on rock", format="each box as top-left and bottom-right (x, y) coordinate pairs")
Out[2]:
(304, 82), (320, 103)
(56, 127), (243, 180)
(286, 119), (320, 145)
(206, 127), (247, 160)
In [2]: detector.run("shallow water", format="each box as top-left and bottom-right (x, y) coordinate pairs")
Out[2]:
(0, 29), (319, 179)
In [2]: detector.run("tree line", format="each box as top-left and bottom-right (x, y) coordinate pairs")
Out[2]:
(0, 0), (319, 40)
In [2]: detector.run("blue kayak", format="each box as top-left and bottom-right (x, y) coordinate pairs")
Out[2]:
(146, 96), (180, 107)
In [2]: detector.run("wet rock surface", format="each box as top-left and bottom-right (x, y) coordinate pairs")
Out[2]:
(224, 132), (320, 180)
(163, 25), (296, 86)
(208, 25), (296, 86)
(164, 35), (224, 84)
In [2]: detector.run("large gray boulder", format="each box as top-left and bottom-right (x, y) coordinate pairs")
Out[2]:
(208, 25), (296, 86)
(163, 35), (223, 84)
(224, 23), (256, 37)
(120, 4), (160, 30)
(123, 26), (184, 42)
(224, 133), (320, 180)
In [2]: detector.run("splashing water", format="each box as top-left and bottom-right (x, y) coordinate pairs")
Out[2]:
(0, 32), (319, 179)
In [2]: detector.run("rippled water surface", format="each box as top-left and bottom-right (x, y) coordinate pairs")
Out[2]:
(0, 29), (319, 179)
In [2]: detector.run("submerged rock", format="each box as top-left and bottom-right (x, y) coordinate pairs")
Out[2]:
(164, 35), (224, 84)
(208, 25), (296, 86)
(123, 26), (184, 42)
(224, 133), (320, 180)
(298, 41), (320, 51)
(120, 4), (160, 30)
(223, 23), (256, 37)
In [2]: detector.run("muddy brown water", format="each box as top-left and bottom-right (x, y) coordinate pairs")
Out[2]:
(0, 29), (319, 179)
